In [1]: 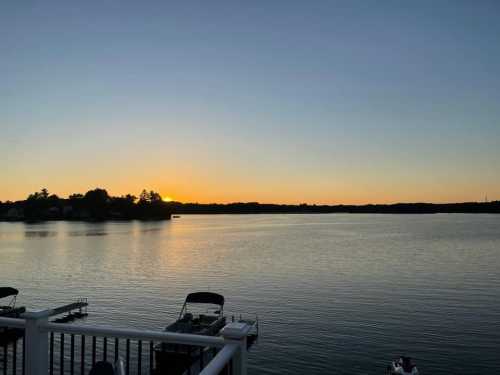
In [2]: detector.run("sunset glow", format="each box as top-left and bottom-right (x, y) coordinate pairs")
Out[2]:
(0, 2), (499, 204)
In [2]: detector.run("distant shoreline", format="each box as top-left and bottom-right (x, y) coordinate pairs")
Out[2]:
(163, 201), (500, 215)
(2, 188), (499, 222)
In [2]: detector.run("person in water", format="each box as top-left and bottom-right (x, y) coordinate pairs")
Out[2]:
(391, 356), (419, 375)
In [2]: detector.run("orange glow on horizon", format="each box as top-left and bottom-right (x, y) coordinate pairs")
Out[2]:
(0, 177), (497, 205)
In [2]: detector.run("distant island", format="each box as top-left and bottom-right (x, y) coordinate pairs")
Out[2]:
(0, 188), (171, 222)
(1, 188), (499, 222)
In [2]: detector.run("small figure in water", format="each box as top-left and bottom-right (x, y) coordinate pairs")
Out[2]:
(390, 356), (418, 375)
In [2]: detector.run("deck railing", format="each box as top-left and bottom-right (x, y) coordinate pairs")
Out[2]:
(0, 310), (249, 375)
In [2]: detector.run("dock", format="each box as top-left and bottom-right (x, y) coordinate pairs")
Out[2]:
(0, 311), (252, 375)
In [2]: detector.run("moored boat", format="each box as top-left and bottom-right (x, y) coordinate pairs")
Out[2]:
(0, 287), (26, 346)
(155, 292), (227, 373)
(0, 287), (22, 315)
(165, 292), (226, 336)
(155, 292), (258, 374)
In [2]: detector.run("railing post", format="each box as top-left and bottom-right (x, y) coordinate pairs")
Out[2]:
(220, 323), (250, 375)
(23, 310), (50, 375)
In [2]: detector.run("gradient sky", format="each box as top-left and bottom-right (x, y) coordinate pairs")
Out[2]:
(1, 1), (499, 204)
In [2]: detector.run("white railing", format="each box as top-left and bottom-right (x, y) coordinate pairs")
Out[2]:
(0, 316), (25, 329)
(0, 310), (249, 375)
(199, 344), (238, 375)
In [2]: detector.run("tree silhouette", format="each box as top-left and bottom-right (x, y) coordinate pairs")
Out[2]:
(1, 188), (173, 221)
(139, 189), (149, 204)
(83, 188), (110, 220)
(41, 188), (49, 199)
(124, 194), (137, 203)
(4, 187), (499, 222)
(138, 190), (162, 204)
(149, 191), (162, 203)
(24, 189), (55, 220)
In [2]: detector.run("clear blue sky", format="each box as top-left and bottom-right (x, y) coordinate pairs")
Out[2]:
(1, 1), (499, 203)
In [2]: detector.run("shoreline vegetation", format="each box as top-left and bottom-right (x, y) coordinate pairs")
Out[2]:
(1, 188), (499, 222)
(166, 201), (500, 215)
(0, 188), (171, 222)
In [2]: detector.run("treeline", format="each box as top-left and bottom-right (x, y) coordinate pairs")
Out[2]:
(0, 188), (171, 222)
(2, 190), (500, 222)
(162, 201), (500, 214)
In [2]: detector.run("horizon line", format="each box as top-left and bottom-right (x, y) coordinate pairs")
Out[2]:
(1, 198), (498, 207)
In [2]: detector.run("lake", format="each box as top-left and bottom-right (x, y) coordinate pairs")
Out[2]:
(1, 214), (499, 374)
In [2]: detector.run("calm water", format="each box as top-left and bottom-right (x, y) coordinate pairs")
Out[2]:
(1, 214), (499, 374)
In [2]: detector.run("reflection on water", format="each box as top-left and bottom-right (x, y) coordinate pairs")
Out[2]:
(1, 215), (500, 375)
(24, 230), (58, 238)
(138, 227), (164, 233)
(75, 231), (108, 237)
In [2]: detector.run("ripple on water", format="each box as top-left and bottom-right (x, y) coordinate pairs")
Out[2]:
(1, 215), (499, 374)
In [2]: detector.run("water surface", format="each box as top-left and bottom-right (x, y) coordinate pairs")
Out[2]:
(1, 214), (499, 374)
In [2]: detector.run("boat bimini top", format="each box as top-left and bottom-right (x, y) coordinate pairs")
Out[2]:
(179, 292), (224, 319)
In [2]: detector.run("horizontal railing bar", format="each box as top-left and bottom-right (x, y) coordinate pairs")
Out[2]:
(199, 344), (239, 375)
(41, 322), (226, 347)
(0, 317), (26, 328)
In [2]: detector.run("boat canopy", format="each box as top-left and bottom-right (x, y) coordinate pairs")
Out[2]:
(0, 287), (18, 299)
(185, 292), (224, 306)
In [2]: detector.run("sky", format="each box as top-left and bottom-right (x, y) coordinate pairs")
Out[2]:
(1, 1), (499, 204)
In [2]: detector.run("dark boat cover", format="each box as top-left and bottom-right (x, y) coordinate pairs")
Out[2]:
(185, 292), (224, 306)
(0, 288), (18, 299)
